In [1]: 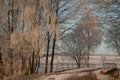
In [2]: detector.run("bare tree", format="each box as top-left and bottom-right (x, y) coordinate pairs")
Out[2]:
(62, 33), (85, 68)
(45, 0), (85, 73)
(0, 0), (45, 77)
(49, 0), (91, 72)
(105, 26), (120, 55)
(0, 0), (106, 78)
(75, 12), (103, 67)
(100, 0), (120, 55)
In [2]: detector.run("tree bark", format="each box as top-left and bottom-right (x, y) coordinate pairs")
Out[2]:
(77, 63), (80, 68)
(45, 32), (50, 73)
(50, 33), (56, 73)
(0, 48), (3, 66)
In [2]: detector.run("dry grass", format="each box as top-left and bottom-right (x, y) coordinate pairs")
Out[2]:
(4, 68), (120, 80)
(66, 73), (97, 80)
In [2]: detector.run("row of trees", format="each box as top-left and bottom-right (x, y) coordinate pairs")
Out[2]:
(102, 0), (120, 55)
(0, 0), (87, 77)
(63, 12), (103, 68)
(0, 0), (119, 78)
(62, 0), (120, 68)
(0, 0), (46, 76)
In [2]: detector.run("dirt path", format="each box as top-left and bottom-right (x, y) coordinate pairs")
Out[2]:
(7, 68), (120, 80)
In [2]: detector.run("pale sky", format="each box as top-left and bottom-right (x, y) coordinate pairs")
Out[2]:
(95, 42), (117, 55)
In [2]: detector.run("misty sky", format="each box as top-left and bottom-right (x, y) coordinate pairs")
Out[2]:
(95, 42), (117, 55)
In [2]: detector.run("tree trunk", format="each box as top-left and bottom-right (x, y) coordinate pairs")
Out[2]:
(50, 33), (56, 73)
(35, 57), (40, 74)
(117, 47), (120, 55)
(45, 32), (50, 73)
(77, 63), (80, 68)
(30, 49), (35, 74)
(0, 48), (3, 66)
(8, 0), (14, 76)
(86, 55), (89, 68)
(86, 46), (90, 68)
